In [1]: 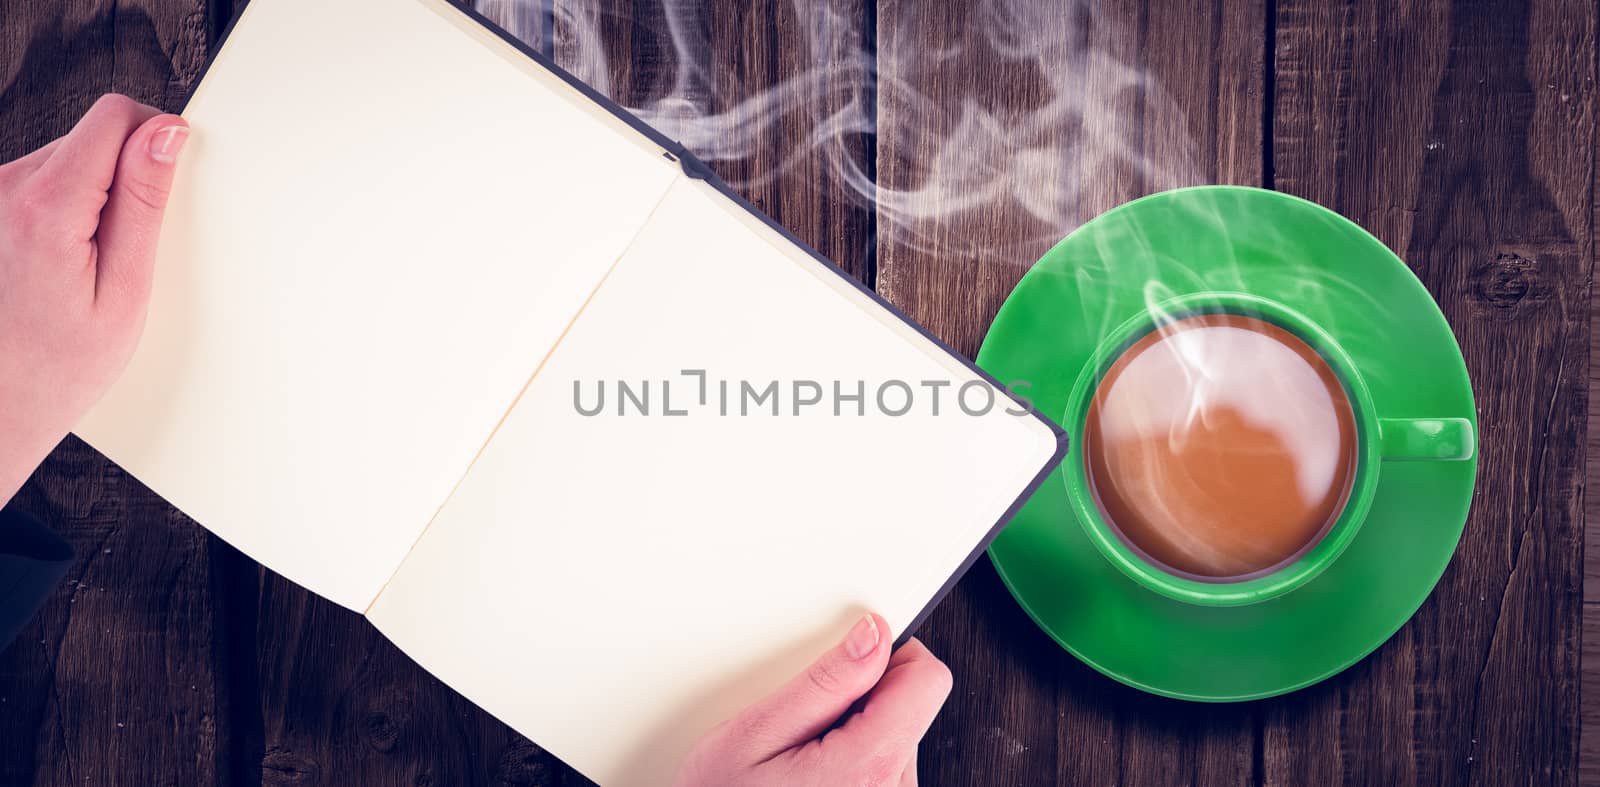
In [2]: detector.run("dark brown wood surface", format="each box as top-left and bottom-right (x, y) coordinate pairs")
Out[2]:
(0, 0), (1592, 784)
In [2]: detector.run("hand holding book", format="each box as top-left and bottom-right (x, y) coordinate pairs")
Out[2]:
(0, 94), (186, 655)
(0, 95), (188, 507)
(57, 0), (1062, 780)
(0, 93), (957, 782)
(673, 615), (951, 787)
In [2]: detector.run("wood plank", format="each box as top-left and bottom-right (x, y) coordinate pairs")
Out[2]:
(874, 0), (1266, 783)
(0, 441), (238, 787)
(1584, 602), (1600, 786)
(554, 0), (874, 282)
(1268, 1), (1594, 784)
(554, 0), (683, 118)
(477, 0), (549, 55)
(5, 2), (1589, 785)
(698, 0), (874, 284)
(0, 1), (118, 156)
(252, 576), (590, 786)
(0, 0), (239, 783)
(1587, 24), (1600, 776)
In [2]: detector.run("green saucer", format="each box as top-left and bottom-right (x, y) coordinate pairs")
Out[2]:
(978, 186), (1478, 701)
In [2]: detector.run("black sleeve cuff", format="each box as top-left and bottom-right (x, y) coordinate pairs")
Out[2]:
(0, 505), (73, 651)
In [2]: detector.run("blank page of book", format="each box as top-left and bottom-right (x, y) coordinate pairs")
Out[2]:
(73, 0), (681, 611)
(367, 177), (1061, 787)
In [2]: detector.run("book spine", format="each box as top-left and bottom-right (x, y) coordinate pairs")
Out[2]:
(668, 142), (715, 181)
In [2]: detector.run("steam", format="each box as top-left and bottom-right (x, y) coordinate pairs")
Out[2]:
(469, 0), (1369, 579)
(474, 0), (1202, 256)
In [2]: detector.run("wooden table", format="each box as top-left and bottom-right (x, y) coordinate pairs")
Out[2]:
(1, 1), (1593, 784)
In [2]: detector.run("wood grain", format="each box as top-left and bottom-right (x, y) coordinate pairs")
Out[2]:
(706, 0), (875, 283)
(478, 0), (549, 54)
(1270, 2), (1594, 785)
(553, 0), (873, 282)
(250, 576), (587, 787)
(1587, 193), (1600, 785)
(1586, 33), (1600, 777)
(1, 0), (1594, 784)
(0, 441), (245, 787)
(554, 0), (680, 116)
(1584, 601), (1599, 785)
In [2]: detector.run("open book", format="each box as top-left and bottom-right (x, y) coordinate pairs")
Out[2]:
(73, 0), (1066, 783)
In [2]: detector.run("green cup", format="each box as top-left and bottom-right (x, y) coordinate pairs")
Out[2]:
(1062, 291), (1475, 607)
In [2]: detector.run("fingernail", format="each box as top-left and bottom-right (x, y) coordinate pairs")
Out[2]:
(842, 615), (880, 661)
(149, 125), (189, 164)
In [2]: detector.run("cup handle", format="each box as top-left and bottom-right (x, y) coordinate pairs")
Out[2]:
(1378, 418), (1476, 461)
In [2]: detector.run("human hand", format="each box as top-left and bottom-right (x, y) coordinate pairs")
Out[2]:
(0, 94), (188, 505)
(672, 615), (952, 787)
